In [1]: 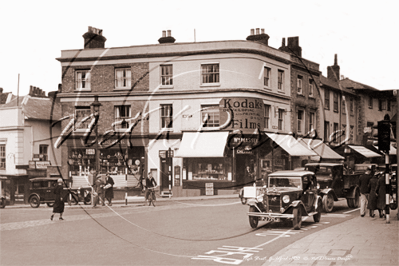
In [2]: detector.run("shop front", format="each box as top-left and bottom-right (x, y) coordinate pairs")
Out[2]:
(66, 136), (147, 199)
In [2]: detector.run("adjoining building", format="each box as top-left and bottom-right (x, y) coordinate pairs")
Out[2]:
(0, 86), (61, 204)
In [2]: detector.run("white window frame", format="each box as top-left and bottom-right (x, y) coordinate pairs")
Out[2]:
(75, 70), (91, 91)
(264, 67), (271, 88)
(333, 91), (339, 112)
(74, 106), (91, 130)
(309, 79), (314, 97)
(201, 105), (220, 127)
(0, 144), (5, 169)
(160, 65), (173, 86)
(115, 68), (132, 89)
(297, 76), (303, 95)
(160, 104), (173, 129)
(264, 104), (271, 129)
(324, 89), (330, 110)
(297, 110), (304, 134)
(278, 70), (284, 91)
(201, 63), (219, 85)
(114, 105), (132, 130)
(278, 109), (284, 130)
(309, 112), (315, 132)
(368, 96), (373, 109)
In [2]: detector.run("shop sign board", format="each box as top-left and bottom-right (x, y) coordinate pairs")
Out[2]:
(29, 161), (36, 169)
(205, 183), (214, 195)
(35, 161), (51, 169)
(219, 97), (264, 133)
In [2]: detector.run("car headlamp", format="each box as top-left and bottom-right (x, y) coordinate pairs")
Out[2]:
(282, 195), (290, 203)
(317, 183), (320, 189)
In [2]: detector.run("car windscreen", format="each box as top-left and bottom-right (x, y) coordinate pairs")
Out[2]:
(306, 166), (332, 174)
(268, 176), (302, 188)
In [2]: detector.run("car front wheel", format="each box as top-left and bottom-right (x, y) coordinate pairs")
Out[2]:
(322, 193), (334, 213)
(29, 196), (40, 208)
(293, 207), (302, 230)
(249, 206), (259, 229)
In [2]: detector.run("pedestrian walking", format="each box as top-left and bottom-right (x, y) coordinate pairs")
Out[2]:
(244, 165), (255, 185)
(93, 175), (105, 207)
(104, 173), (114, 206)
(367, 172), (379, 217)
(359, 166), (373, 217)
(375, 172), (386, 218)
(51, 178), (65, 221)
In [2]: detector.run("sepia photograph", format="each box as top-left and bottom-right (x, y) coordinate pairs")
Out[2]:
(0, 1), (398, 265)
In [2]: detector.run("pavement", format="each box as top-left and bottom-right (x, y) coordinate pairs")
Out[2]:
(261, 208), (399, 266)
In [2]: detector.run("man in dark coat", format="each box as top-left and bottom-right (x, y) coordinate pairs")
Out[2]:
(376, 172), (386, 218)
(93, 176), (105, 207)
(104, 173), (114, 206)
(359, 166), (373, 217)
(367, 172), (379, 217)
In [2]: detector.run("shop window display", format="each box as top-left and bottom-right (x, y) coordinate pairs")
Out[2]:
(184, 158), (231, 181)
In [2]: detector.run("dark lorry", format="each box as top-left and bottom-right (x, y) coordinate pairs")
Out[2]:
(305, 163), (360, 212)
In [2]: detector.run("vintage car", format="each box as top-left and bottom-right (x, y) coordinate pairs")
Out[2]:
(305, 163), (360, 212)
(28, 177), (79, 208)
(246, 170), (322, 230)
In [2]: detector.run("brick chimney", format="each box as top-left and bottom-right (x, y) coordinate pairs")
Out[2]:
(158, 30), (176, 44)
(83, 26), (107, 49)
(279, 37), (302, 57)
(29, 86), (46, 97)
(246, 28), (269, 46)
(327, 54), (340, 81)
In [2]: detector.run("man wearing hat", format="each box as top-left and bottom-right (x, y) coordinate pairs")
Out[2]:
(103, 173), (114, 206)
(359, 165), (374, 217)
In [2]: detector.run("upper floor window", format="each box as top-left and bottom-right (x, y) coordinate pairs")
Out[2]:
(0, 144), (5, 169)
(39, 145), (48, 161)
(309, 79), (314, 97)
(350, 125), (354, 141)
(161, 65), (173, 86)
(278, 70), (284, 91)
(115, 68), (131, 89)
(342, 99), (346, 114)
(333, 91), (338, 112)
(75, 70), (91, 90)
(201, 105), (219, 127)
(297, 110), (304, 133)
(324, 89), (330, 110)
(309, 112), (315, 132)
(297, 75), (303, 95)
(161, 104), (173, 129)
(387, 100), (391, 111)
(324, 121), (330, 142)
(333, 123), (339, 143)
(378, 99), (386, 111)
(74, 106), (91, 130)
(264, 67), (271, 87)
(278, 109), (284, 130)
(201, 64), (219, 84)
(264, 104), (271, 129)
(368, 96), (373, 109)
(114, 105), (131, 129)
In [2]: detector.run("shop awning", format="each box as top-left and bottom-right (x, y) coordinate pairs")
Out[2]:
(299, 138), (344, 160)
(373, 143), (397, 155)
(348, 145), (381, 158)
(265, 133), (318, 156)
(175, 132), (229, 157)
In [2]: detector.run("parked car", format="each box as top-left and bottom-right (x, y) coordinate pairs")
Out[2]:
(28, 177), (79, 208)
(305, 163), (360, 212)
(246, 170), (322, 230)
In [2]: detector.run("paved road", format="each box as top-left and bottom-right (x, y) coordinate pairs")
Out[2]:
(0, 198), (358, 265)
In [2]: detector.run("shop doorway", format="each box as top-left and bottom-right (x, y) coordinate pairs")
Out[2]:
(160, 157), (170, 192)
(236, 154), (256, 186)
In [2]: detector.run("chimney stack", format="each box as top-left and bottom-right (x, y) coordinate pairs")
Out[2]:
(327, 54), (340, 81)
(158, 30), (176, 44)
(278, 36), (302, 57)
(246, 28), (269, 46)
(83, 26), (107, 49)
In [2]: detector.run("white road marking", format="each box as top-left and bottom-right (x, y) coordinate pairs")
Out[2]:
(343, 208), (360, 214)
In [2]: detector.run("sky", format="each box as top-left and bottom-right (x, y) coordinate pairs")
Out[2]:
(1, 0), (398, 97)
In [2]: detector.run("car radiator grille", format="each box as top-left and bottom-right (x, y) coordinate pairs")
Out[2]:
(267, 195), (281, 212)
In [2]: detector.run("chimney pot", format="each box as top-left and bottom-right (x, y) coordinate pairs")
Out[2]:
(167, 30), (171, 37)
(0, 87), (3, 93)
(250, 29), (254, 35)
(256, 28), (260, 35)
(83, 26), (107, 49)
(162, 30), (166, 37)
(261, 28), (265, 34)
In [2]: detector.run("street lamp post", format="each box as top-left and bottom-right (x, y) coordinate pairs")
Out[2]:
(91, 96), (102, 205)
